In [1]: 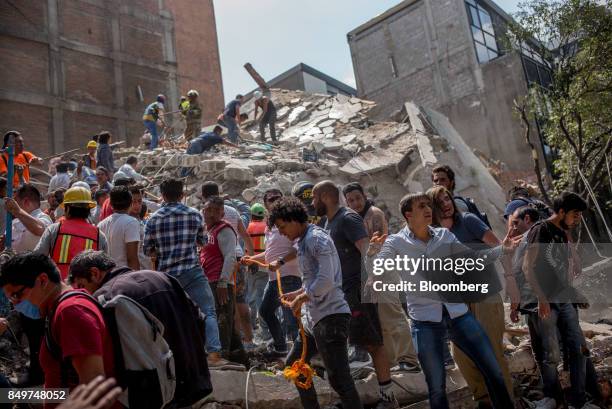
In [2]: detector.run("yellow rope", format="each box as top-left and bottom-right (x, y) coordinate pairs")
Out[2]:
(244, 258), (314, 389)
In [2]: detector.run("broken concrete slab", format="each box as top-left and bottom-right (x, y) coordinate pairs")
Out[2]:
(224, 164), (254, 182)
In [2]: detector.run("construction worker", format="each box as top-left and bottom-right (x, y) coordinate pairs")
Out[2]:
(143, 94), (167, 150)
(34, 186), (107, 280)
(0, 131), (42, 188)
(179, 96), (189, 116)
(84, 140), (97, 169)
(184, 90), (202, 141)
(253, 91), (277, 143)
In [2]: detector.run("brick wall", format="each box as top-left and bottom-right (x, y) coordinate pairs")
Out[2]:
(166, 0), (224, 122)
(0, 0), (223, 156)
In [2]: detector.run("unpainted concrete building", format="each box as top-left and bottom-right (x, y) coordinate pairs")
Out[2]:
(347, 0), (553, 173)
(260, 63), (357, 97)
(0, 0), (223, 156)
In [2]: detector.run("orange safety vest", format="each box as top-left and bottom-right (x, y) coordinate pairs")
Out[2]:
(51, 219), (99, 280)
(247, 220), (266, 254)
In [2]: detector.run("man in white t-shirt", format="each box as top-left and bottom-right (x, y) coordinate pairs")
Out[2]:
(127, 184), (153, 270)
(97, 186), (140, 270)
(4, 184), (52, 253)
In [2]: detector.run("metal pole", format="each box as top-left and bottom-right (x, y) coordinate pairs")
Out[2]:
(5, 135), (14, 249)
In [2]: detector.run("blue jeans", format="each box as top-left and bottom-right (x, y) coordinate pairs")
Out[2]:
(260, 275), (302, 350)
(175, 266), (222, 353)
(144, 120), (159, 149)
(223, 115), (239, 143)
(526, 303), (590, 407)
(246, 267), (270, 337)
(411, 309), (512, 409)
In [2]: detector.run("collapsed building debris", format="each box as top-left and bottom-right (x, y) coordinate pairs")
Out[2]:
(115, 88), (508, 235)
(2, 89), (610, 408)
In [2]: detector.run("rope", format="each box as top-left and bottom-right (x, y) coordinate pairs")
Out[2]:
(242, 258), (315, 389)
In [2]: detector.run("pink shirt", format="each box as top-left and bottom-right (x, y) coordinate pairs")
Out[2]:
(264, 226), (300, 280)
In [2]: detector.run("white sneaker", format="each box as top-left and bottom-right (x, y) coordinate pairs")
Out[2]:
(534, 397), (556, 409)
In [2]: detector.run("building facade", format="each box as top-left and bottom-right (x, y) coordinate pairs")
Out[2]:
(347, 0), (551, 172)
(0, 0), (223, 156)
(259, 63), (357, 97)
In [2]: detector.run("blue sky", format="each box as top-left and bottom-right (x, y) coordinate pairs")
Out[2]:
(213, 0), (522, 102)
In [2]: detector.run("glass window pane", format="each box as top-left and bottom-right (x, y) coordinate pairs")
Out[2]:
(475, 42), (489, 63)
(469, 5), (480, 27)
(484, 32), (497, 50)
(471, 26), (485, 44)
(478, 8), (494, 34)
(523, 58), (540, 84)
(539, 67), (553, 88)
(466, 0), (477, 6)
(487, 48), (498, 61)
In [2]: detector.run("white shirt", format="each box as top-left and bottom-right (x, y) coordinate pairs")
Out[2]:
(12, 208), (52, 253)
(48, 172), (71, 194)
(97, 213), (141, 268)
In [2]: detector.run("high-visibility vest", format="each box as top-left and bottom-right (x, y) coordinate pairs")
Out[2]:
(180, 100), (190, 115)
(51, 219), (99, 279)
(143, 102), (161, 121)
(247, 220), (266, 254)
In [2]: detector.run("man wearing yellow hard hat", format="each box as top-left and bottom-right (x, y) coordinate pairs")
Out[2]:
(34, 186), (108, 280)
(84, 140), (97, 170)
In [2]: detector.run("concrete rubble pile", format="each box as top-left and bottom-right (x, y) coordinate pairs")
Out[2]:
(114, 88), (508, 234)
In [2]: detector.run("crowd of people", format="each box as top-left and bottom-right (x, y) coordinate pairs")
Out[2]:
(0, 126), (603, 409)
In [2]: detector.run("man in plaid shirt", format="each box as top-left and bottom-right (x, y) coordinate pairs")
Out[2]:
(143, 178), (228, 367)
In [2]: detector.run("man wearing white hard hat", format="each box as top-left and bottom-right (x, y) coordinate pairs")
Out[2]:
(253, 90), (277, 143)
(184, 89), (202, 141)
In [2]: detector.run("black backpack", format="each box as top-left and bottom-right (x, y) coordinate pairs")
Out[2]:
(454, 196), (491, 228)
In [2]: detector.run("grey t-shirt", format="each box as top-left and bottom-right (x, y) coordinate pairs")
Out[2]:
(34, 222), (108, 255)
(450, 212), (489, 248)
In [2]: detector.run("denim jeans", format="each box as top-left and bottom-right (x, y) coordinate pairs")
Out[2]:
(411, 309), (513, 409)
(246, 268), (270, 337)
(286, 313), (362, 409)
(144, 120), (159, 149)
(526, 303), (592, 407)
(175, 266), (222, 353)
(224, 115), (239, 143)
(260, 275), (302, 350)
(209, 281), (248, 366)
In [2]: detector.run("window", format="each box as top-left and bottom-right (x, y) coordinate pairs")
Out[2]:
(465, 1), (499, 63)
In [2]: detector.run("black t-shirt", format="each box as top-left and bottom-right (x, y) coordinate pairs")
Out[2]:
(323, 207), (368, 293)
(526, 220), (572, 302)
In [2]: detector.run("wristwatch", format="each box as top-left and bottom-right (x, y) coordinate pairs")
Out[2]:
(278, 257), (286, 266)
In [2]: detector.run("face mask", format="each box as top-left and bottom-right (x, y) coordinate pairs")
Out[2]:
(15, 300), (40, 320)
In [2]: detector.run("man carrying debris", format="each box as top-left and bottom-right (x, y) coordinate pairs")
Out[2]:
(343, 182), (421, 374)
(522, 192), (601, 409)
(268, 196), (363, 409)
(313, 180), (398, 409)
(184, 89), (202, 141)
(222, 94), (244, 143)
(253, 90), (278, 143)
(117, 155), (150, 184)
(142, 178), (227, 368)
(143, 94), (167, 150)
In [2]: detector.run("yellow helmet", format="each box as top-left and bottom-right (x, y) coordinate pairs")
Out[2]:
(61, 186), (95, 209)
(87, 140), (98, 149)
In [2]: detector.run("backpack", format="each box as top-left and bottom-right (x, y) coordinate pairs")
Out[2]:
(45, 291), (176, 409)
(454, 196), (491, 228)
